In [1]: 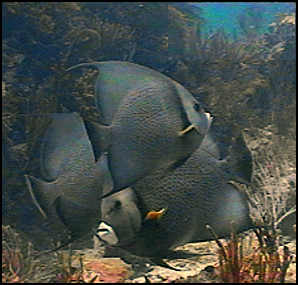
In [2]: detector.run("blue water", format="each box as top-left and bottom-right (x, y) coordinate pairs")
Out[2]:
(190, 2), (295, 38)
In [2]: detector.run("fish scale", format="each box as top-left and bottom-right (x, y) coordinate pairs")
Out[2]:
(110, 87), (186, 168)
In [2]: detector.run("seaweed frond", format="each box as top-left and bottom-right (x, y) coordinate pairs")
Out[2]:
(2, 225), (38, 283)
(207, 224), (294, 283)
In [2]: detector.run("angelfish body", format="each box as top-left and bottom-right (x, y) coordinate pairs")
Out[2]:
(126, 132), (253, 257)
(99, 132), (253, 257)
(25, 113), (110, 239)
(67, 61), (212, 193)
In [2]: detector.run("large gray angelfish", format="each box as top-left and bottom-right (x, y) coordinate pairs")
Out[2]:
(67, 61), (212, 193)
(98, 131), (254, 259)
(25, 113), (112, 241)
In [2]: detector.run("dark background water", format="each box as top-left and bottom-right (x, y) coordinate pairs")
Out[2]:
(190, 2), (295, 38)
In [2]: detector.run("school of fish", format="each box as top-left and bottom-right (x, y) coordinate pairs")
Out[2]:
(25, 61), (254, 267)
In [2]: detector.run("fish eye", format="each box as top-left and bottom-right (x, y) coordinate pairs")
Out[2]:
(114, 200), (122, 209)
(194, 102), (201, 112)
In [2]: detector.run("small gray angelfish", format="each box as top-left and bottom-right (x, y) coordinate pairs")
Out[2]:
(25, 113), (112, 242)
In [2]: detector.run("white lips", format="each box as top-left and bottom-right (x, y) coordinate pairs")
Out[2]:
(206, 112), (213, 130)
(98, 222), (119, 245)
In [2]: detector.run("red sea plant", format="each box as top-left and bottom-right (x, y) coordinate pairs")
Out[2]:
(206, 223), (293, 283)
(2, 225), (37, 283)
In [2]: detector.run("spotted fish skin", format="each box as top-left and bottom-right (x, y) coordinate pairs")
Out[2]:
(103, 82), (208, 191)
(25, 113), (109, 240)
(117, 133), (253, 257)
(67, 61), (212, 194)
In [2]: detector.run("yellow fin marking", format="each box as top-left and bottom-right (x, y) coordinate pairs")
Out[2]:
(179, 124), (194, 136)
(145, 208), (167, 221)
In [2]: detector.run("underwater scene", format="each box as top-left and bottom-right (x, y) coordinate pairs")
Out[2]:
(2, 2), (296, 283)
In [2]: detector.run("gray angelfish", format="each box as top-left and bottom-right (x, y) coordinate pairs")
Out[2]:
(98, 131), (253, 258)
(67, 61), (213, 194)
(129, 132), (253, 257)
(25, 113), (112, 240)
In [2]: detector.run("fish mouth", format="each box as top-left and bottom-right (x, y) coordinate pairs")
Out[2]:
(96, 222), (119, 245)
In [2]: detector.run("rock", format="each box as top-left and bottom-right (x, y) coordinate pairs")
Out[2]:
(83, 258), (133, 283)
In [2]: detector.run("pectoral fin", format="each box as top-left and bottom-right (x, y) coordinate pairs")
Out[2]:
(145, 208), (167, 221)
(179, 124), (195, 136)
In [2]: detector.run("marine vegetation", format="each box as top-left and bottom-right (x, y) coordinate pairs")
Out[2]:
(207, 224), (293, 283)
(242, 127), (296, 239)
(53, 248), (95, 283)
(2, 225), (37, 283)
